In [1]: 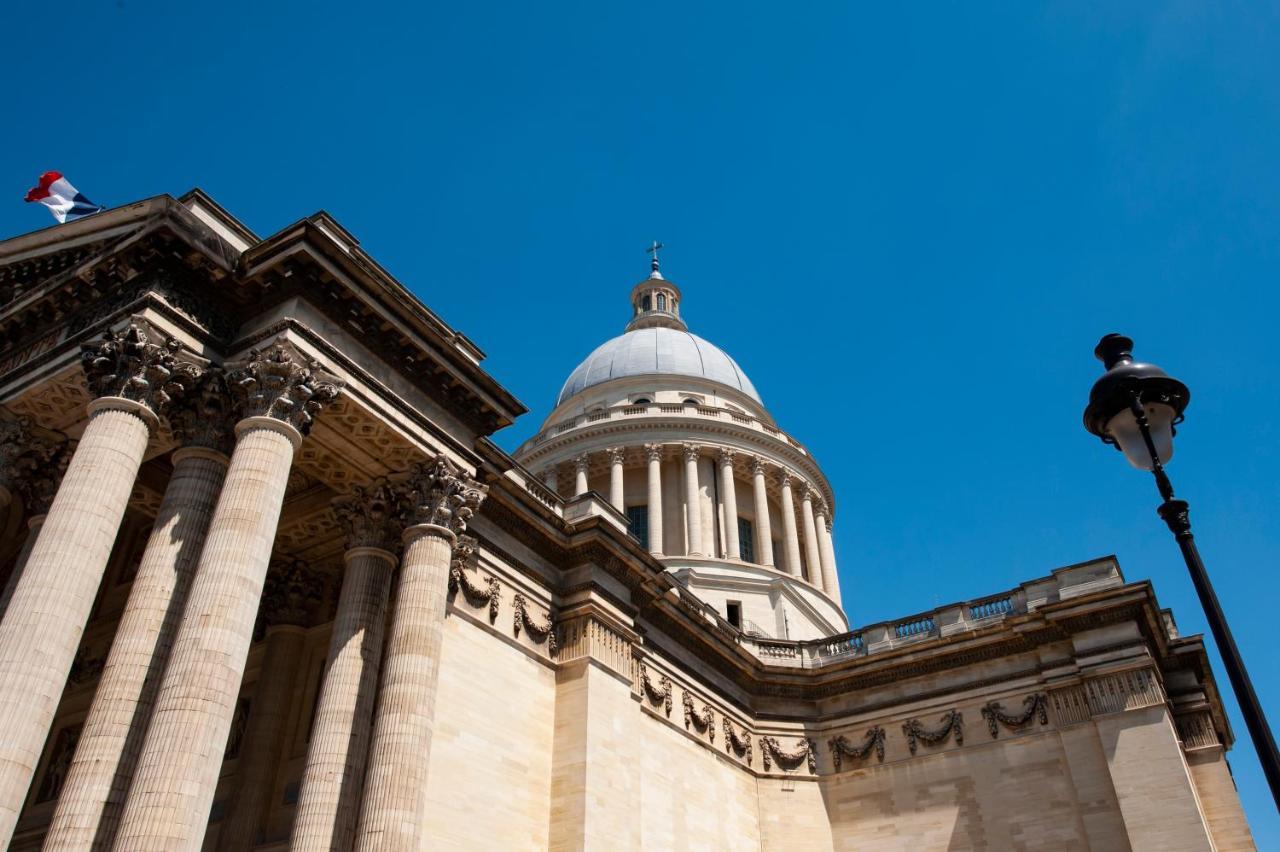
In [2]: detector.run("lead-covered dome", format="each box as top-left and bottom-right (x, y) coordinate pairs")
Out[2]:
(556, 326), (762, 407)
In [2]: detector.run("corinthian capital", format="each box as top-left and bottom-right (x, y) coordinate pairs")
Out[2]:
(681, 443), (700, 463)
(606, 447), (626, 465)
(644, 443), (664, 463)
(81, 322), (199, 416)
(261, 557), (324, 627)
(167, 368), (236, 454)
(751, 456), (769, 476)
(333, 479), (403, 552)
(226, 343), (342, 435)
(0, 416), (36, 504)
(400, 455), (488, 538)
(716, 447), (736, 467)
(16, 440), (72, 517)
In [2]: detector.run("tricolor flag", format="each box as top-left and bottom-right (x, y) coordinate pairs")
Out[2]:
(24, 172), (104, 223)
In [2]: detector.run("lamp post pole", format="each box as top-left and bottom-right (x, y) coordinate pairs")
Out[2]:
(1126, 392), (1280, 810)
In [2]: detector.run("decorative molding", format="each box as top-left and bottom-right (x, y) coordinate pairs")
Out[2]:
(448, 536), (500, 623)
(513, 592), (557, 656)
(682, 690), (715, 741)
(639, 664), (673, 717)
(262, 557), (324, 627)
(167, 367), (235, 453)
(903, 710), (963, 755)
(1047, 684), (1092, 726)
(760, 736), (816, 774)
(981, 693), (1048, 738)
(829, 726), (886, 770)
(332, 478), (403, 551)
(226, 341), (342, 435)
(1176, 709), (1221, 751)
(723, 718), (753, 765)
(400, 455), (488, 537)
(1084, 667), (1164, 716)
(81, 321), (199, 415)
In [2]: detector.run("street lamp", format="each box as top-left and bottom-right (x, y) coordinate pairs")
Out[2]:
(1084, 332), (1280, 811)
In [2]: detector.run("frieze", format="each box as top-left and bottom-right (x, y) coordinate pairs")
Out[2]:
(512, 592), (557, 657)
(829, 726), (886, 770)
(903, 710), (963, 755)
(980, 693), (1048, 739)
(723, 718), (753, 765)
(682, 690), (716, 741)
(448, 536), (501, 623)
(760, 736), (816, 774)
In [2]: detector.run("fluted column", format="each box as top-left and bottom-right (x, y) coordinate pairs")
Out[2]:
(217, 559), (319, 852)
(542, 467), (558, 496)
(607, 448), (625, 512)
(1, 441), (69, 621)
(292, 482), (401, 852)
(799, 485), (824, 589)
(0, 324), (196, 849)
(817, 515), (841, 603)
(644, 445), (664, 556)
(354, 457), (486, 852)
(681, 444), (703, 557)
(718, 449), (741, 560)
(573, 455), (589, 496)
(114, 343), (340, 852)
(46, 373), (233, 852)
(779, 471), (803, 578)
(751, 458), (774, 568)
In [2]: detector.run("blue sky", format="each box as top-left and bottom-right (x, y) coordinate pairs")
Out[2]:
(3, 0), (1278, 840)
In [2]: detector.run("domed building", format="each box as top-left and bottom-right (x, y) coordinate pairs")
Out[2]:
(515, 257), (845, 640)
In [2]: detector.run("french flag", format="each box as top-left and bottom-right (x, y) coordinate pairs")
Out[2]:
(24, 172), (104, 223)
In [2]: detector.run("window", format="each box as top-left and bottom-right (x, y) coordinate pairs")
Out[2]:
(738, 518), (755, 563)
(642, 295), (651, 311)
(683, 398), (700, 405)
(626, 505), (649, 549)
(633, 397), (651, 405)
(657, 293), (666, 311)
(726, 601), (742, 629)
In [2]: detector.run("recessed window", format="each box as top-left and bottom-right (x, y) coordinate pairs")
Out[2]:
(657, 293), (666, 310)
(633, 397), (651, 405)
(726, 601), (742, 628)
(642, 295), (651, 311)
(683, 398), (699, 405)
(626, 505), (649, 549)
(738, 518), (755, 563)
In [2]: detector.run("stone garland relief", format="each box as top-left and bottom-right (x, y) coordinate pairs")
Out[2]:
(981, 693), (1049, 739)
(639, 664), (673, 717)
(447, 536), (501, 623)
(829, 726), (886, 770)
(723, 718), (753, 766)
(760, 736), (817, 774)
(903, 710), (963, 755)
(682, 691), (715, 742)
(512, 592), (557, 657)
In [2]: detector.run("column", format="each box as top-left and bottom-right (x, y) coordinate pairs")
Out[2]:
(0, 414), (37, 511)
(114, 342), (341, 852)
(573, 454), (589, 496)
(292, 482), (401, 851)
(681, 444), (703, 557)
(354, 456), (487, 852)
(542, 466), (558, 496)
(718, 449), (741, 560)
(799, 485), (824, 590)
(0, 323), (196, 848)
(816, 507), (841, 603)
(607, 447), (625, 512)
(644, 445), (664, 556)
(0, 438), (69, 621)
(46, 376), (232, 852)
(751, 458), (774, 568)
(779, 471), (802, 578)
(217, 559), (318, 851)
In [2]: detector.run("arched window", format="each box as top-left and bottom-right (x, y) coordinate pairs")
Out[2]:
(633, 397), (651, 405)
(656, 293), (666, 311)
(683, 398), (700, 405)
(642, 295), (651, 311)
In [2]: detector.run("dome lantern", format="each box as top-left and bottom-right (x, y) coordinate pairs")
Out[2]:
(626, 241), (686, 332)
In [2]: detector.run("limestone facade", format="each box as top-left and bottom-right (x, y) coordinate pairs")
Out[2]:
(0, 190), (1256, 850)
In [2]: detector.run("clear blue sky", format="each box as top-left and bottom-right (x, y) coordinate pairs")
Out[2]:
(3, 0), (1278, 840)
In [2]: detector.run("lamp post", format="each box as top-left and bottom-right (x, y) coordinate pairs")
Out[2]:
(1084, 333), (1280, 811)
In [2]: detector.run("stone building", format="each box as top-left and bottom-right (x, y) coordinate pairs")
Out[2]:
(0, 189), (1255, 850)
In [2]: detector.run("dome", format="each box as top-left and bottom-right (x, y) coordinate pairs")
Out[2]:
(556, 327), (762, 407)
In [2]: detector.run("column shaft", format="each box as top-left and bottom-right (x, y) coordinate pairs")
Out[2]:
(779, 475), (803, 578)
(816, 514), (841, 603)
(573, 457), (589, 496)
(0, 515), (45, 622)
(45, 448), (228, 851)
(751, 462), (774, 568)
(354, 527), (454, 851)
(645, 447), (663, 556)
(216, 625), (307, 851)
(608, 450), (625, 512)
(719, 453), (740, 560)
(113, 417), (301, 852)
(800, 491), (824, 590)
(682, 447), (703, 556)
(0, 400), (152, 846)
(543, 468), (558, 496)
(292, 548), (396, 851)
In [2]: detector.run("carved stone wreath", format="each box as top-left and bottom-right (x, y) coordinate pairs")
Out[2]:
(980, 693), (1048, 739)
(512, 592), (557, 656)
(829, 726), (886, 770)
(682, 691), (715, 742)
(903, 710), (963, 755)
(639, 664), (673, 717)
(723, 718), (753, 765)
(760, 736), (816, 774)
(447, 536), (500, 623)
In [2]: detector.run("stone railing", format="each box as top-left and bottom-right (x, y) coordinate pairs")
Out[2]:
(739, 558), (1124, 669)
(529, 402), (811, 456)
